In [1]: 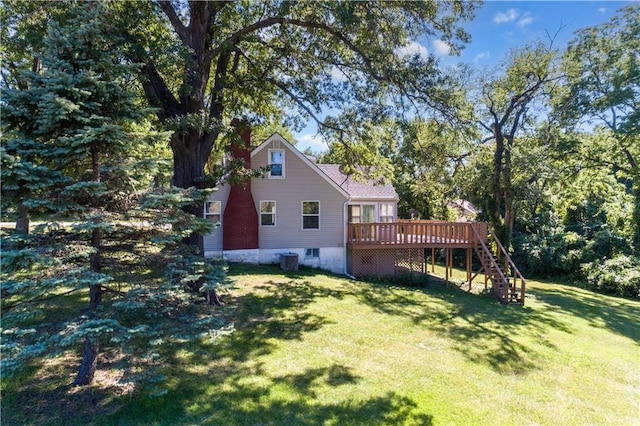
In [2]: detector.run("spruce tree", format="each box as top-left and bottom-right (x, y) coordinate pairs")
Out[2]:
(2, 0), (231, 388)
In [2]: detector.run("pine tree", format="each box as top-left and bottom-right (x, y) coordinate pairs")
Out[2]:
(1, 0), (232, 388)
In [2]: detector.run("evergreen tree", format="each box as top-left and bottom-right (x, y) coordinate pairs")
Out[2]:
(1, 0), (230, 387)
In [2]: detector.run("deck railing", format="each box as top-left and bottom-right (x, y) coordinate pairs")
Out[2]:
(489, 228), (527, 303)
(347, 220), (488, 248)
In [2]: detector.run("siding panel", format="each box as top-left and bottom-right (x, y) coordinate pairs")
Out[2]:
(252, 138), (348, 250)
(203, 183), (231, 252)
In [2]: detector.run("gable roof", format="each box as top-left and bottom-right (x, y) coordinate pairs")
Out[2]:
(251, 133), (349, 199)
(252, 133), (398, 202)
(316, 164), (398, 201)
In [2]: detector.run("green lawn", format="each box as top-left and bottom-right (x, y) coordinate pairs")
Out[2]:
(3, 264), (639, 425)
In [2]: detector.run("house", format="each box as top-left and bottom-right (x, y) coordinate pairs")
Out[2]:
(203, 120), (525, 304)
(447, 199), (477, 221)
(203, 121), (398, 275)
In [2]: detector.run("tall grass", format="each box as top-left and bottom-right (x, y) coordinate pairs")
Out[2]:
(3, 264), (639, 425)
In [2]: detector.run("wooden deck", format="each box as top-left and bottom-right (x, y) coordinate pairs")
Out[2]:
(346, 220), (525, 304)
(347, 220), (488, 249)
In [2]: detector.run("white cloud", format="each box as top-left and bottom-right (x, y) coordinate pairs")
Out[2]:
(432, 39), (451, 56)
(493, 9), (519, 24)
(473, 51), (491, 63)
(517, 13), (534, 27)
(296, 133), (328, 153)
(395, 40), (428, 59)
(598, 7), (607, 13)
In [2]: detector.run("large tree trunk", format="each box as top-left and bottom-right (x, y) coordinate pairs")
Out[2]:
(488, 124), (507, 243)
(170, 129), (219, 254)
(73, 336), (99, 386)
(15, 202), (30, 235)
(502, 138), (514, 250)
(633, 177), (640, 252)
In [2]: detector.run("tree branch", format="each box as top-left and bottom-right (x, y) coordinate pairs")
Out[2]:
(2, 287), (82, 312)
(122, 32), (182, 119)
(156, 1), (190, 46)
(204, 17), (383, 82)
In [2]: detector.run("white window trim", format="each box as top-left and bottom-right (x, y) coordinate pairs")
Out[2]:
(348, 203), (376, 223)
(379, 202), (395, 222)
(302, 200), (320, 230)
(260, 200), (276, 227)
(268, 148), (285, 179)
(204, 200), (222, 225)
(305, 248), (320, 258)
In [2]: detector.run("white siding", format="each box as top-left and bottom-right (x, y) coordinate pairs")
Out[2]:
(251, 138), (349, 250)
(203, 183), (231, 253)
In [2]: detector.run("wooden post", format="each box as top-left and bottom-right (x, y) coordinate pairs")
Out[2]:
(467, 248), (472, 290)
(445, 248), (449, 283)
(409, 249), (413, 274)
(431, 248), (435, 272)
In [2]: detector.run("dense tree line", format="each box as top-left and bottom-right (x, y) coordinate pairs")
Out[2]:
(380, 5), (639, 298)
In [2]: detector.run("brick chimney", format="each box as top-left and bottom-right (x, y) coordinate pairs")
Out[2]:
(223, 119), (259, 250)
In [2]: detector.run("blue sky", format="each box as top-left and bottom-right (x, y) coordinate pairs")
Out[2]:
(294, 1), (630, 153)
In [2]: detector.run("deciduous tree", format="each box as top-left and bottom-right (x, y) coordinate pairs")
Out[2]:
(117, 0), (477, 249)
(473, 42), (560, 249)
(559, 4), (640, 249)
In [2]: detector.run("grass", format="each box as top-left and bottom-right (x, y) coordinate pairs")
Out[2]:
(3, 263), (639, 425)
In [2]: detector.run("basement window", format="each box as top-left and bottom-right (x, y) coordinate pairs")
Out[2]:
(305, 248), (320, 258)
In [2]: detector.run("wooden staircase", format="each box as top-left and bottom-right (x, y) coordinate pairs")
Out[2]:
(471, 227), (525, 304)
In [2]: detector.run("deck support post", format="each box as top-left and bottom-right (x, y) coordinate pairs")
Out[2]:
(467, 248), (472, 290)
(445, 248), (449, 283)
(450, 249), (453, 276)
(431, 248), (435, 272)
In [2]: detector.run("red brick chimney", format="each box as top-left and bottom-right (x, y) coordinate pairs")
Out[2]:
(223, 119), (259, 250)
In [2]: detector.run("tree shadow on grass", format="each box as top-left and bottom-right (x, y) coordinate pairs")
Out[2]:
(346, 277), (572, 375)
(4, 264), (435, 425)
(101, 271), (433, 425)
(109, 360), (433, 425)
(527, 283), (640, 345)
(213, 278), (346, 362)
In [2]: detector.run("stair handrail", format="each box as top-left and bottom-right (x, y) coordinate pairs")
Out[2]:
(484, 228), (526, 304)
(470, 225), (511, 302)
(492, 234), (525, 282)
(492, 234), (526, 303)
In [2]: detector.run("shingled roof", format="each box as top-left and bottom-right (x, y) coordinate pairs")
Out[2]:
(315, 164), (398, 201)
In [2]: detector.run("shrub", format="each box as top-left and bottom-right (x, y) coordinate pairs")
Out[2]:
(581, 255), (640, 299)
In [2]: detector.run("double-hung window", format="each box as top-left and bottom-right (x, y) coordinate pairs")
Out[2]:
(268, 149), (284, 178)
(204, 201), (221, 224)
(379, 203), (395, 222)
(302, 201), (320, 229)
(260, 201), (276, 226)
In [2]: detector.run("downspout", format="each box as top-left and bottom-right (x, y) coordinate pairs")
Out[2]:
(343, 200), (356, 279)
